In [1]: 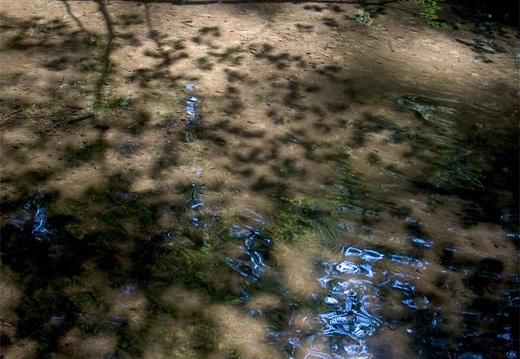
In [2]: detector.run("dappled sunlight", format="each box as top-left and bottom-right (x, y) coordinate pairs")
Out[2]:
(273, 241), (333, 299)
(1, 0), (518, 358)
(209, 304), (287, 358)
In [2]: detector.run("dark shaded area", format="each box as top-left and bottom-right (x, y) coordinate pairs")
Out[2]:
(415, 255), (519, 359)
(452, 0), (520, 28)
(390, 96), (519, 230)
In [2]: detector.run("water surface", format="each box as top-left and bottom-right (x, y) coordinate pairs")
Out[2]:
(0, 2), (518, 358)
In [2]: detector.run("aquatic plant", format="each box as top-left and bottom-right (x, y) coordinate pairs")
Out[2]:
(273, 208), (310, 242)
(402, 0), (451, 28)
(355, 10), (373, 26)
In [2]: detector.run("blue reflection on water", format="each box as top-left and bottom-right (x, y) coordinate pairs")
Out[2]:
(185, 83), (201, 126)
(226, 211), (271, 284)
(411, 237), (433, 248)
(342, 246), (425, 268)
(280, 245), (432, 358)
(11, 194), (53, 241)
(7, 185), (517, 359)
(185, 182), (207, 229)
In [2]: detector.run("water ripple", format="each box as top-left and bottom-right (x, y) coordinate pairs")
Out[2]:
(11, 194), (53, 242)
(227, 211), (271, 284)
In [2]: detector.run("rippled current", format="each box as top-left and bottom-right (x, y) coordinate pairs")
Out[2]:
(2, 91), (518, 358)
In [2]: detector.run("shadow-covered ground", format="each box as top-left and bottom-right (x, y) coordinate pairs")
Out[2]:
(0, 0), (518, 358)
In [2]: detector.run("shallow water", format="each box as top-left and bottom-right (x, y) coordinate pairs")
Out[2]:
(2, 91), (518, 359)
(0, 2), (519, 357)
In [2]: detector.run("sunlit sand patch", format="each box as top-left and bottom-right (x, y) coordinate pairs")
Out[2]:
(142, 314), (198, 359)
(0, 267), (23, 344)
(157, 285), (210, 315)
(48, 164), (105, 199)
(1, 339), (39, 359)
(77, 333), (118, 359)
(107, 285), (149, 331)
(271, 241), (332, 300)
(207, 304), (286, 359)
(245, 292), (283, 314)
(52, 328), (118, 358)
